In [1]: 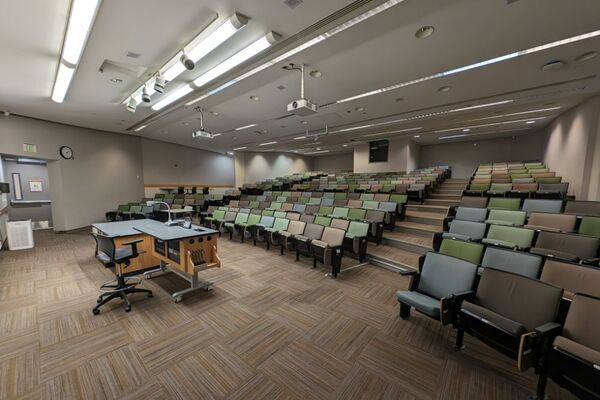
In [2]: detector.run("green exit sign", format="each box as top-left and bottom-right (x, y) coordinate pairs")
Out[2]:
(23, 143), (37, 153)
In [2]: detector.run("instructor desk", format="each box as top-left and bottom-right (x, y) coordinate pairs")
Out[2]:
(92, 219), (221, 302)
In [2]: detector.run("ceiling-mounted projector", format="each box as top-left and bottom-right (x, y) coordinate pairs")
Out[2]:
(284, 63), (319, 116)
(192, 129), (214, 139)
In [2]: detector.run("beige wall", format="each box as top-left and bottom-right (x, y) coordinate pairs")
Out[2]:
(242, 152), (313, 184)
(0, 116), (144, 231)
(314, 153), (353, 173)
(353, 138), (418, 173)
(419, 131), (546, 179)
(141, 138), (235, 187)
(543, 97), (600, 200)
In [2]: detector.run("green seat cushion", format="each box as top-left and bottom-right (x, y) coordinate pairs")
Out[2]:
(439, 239), (484, 264)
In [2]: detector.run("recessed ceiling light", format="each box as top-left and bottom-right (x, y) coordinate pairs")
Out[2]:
(438, 86), (452, 92)
(316, 147), (321, 150)
(355, 107), (364, 112)
(226, 151), (234, 156)
(541, 60), (565, 71)
(182, 122), (189, 126)
(210, 110), (219, 116)
(109, 78), (123, 84)
(462, 128), (470, 132)
(309, 70), (322, 78)
(575, 51), (598, 62)
(415, 26), (435, 39)
(250, 95), (260, 101)
(343, 144), (348, 147)
(301, 120), (308, 125)
(413, 135), (420, 138)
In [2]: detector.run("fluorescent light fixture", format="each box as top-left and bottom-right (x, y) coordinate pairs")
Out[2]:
(526, 120), (537, 124)
(51, 63), (75, 103)
(439, 134), (467, 140)
(235, 123), (257, 131)
(134, 125), (147, 132)
(338, 124), (374, 132)
(435, 116), (548, 133)
(449, 100), (513, 113)
(186, 14), (247, 63)
(151, 84), (194, 111)
(259, 141), (278, 146)
(466, 107), (561, 122)
(226, 151), (234, 156)
(193, 33), (278, 89)
(212, 133), (222, 137)
(61, 0), (101, 65)
(233, 146), (247, 150)
(336, 29), (600, 104)
(462, 128), (471, 132)
(413, 135), (421, 138)
(161, 55), (187, 82)
(364, 127), (423, 137)
(305, 150), (330, 155)
(186, 0), (406, 105)
(293, 136), (307, 140)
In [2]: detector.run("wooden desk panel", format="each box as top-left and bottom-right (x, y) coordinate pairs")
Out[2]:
(113, 234), (160, 273)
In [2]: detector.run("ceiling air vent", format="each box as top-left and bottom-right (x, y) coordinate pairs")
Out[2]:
(284, 0), (303, 9)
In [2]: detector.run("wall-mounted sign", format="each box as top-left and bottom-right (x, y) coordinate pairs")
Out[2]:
(23, 143), (37, 153)
(29, 180), (43, 192)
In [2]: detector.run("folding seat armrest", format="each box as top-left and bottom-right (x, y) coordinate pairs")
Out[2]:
(443, 216), (453, 231)
(518, 322), (563, 372)
(581, 257), (600, 267)
(447, 206), (457, 218)
(534, 322), (562, 339)
(440, 290), (475, 326)
(432, 232), (443, 252)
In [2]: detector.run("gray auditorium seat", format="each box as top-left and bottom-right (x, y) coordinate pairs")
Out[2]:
(522, 199), (562, 215)
(480, 246), (543, 278)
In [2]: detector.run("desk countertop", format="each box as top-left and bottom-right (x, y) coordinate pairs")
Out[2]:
(92, 219), (218, 240)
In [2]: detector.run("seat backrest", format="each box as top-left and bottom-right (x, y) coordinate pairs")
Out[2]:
(272, 218), (290, 231)
(212, 210), (226, 220)
(299, 214), (314, 223)
(281, 203), (294, 211)
(234, 213), (249, 224)
(262, 210), (274, 216)
(330, 218), (350, 231)
(448, 220), (487, 240)
(489, 183), (512, 192)
(92, 233), (115, 261)
(541, 259), (600, 299)
(527, 212), (577, 232)
(364, 210), (385, 222)
(535, 231), (600, 259)
(286, 212), (300, 221)
(321, 198), (334, 206)
(308, 197), (321, 205)
(347, 200), (363, 208)
(486, 225), (534, 249)
(560, 294), (600, 354)
(418, 252), (478, 300)
(348, 208), (367, 220)
(224, 211), (237, 221)
(487, 197), (521, 211)
(374, 194), (390, 202)
(538, 183), (569, 193)
(273, 211), (287, 219)
(247, 214), (261, 225)
(459, 197), (488, 208)
(332, 207), (349, 218)
(286, 220), (306, 235)
(439, 239), (484, 264)
(536, 177), (562, 184)
(129, 205), (142, 213)
(259, 216), (275, 227)
(522, 199), (563, 215)
(322, 192), (335, 199)
(319, 227), (346, 246)
(390, 194), (408, 204)
(455, 207), (488, 222)
(481, 247), (542, 278)
(476, 268), (562, 332)
(486, 209), (526, 226)
(292, 204), (306, 213)
(334, 192), (347, 200)
(362, 200), (379, 210)
(318, 206), (334, 215)
(512, 177), (535, 184)
(565, 200), (600, 217)
(360, 193), (375, 201)
(512, 183), (538, 192)
(314, 215), (332, 226)
(303, 223), (325, 240)
(578, 216), (600, 238)
(378, 202), (397, 213)
(347, 221), (369, 237)
(305, 204), (320, 214)
(117, 204), (130, 212)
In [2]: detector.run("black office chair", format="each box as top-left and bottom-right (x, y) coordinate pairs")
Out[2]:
(90, 233), (153, 314)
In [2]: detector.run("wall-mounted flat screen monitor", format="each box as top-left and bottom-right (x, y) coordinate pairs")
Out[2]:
(369, 140), (389, 163)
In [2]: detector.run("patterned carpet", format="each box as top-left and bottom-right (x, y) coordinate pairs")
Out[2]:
(0, 229), (575, 399)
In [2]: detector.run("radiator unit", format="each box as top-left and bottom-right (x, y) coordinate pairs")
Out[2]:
(7, 220), (34, 250)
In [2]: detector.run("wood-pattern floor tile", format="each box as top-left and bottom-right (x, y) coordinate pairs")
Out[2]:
(335, 366), (417, 400)
(196, 300), (261, 337)
(358, 333), (443, 399)
(40, 323), (131, 382)
(133, 320), (216, 374)
(0, 281), (35, 302)
(39, 307), (118, 347)
(241, 286), (293, 313)
(266, 300), (335, 334)
(0, 351), (39, 400)
(0, 330), (39, 363)
(225, 316), (298, 367)
(259, 338), (351, 400)
(120, 382), (170, 400)
(307, 313), (376, 362)
(218, 276), (268, 298)
(336, 295), (396, 330)
(0, 305), (37, 335)
(120, 301), (195, 342)
(159, 343), (254, 399)
(226, 373), (293, 400)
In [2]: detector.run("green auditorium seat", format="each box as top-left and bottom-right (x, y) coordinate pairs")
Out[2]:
(439, 238), (484, 264)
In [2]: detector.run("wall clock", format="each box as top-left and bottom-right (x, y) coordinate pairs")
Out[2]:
(59, 146), (73, 159)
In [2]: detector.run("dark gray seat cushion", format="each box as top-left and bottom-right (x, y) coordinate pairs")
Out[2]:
(396, 291), (440, 318)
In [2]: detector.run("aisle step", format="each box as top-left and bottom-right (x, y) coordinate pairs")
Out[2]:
(383, 231), (433, 254)
(424, 198), (460, 207)
(366, 244), (419, 272)
(404, 211), (444, 226)
(430, 193), (462, 200)
(396, 221), (440, 237)
(406, 204), (449, 214)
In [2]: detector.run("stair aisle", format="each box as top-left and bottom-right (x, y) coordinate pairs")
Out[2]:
(366, 177), (468, 272)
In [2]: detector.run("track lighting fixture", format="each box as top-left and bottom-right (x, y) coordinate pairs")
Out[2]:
(154, 75), (166, 93)
(126, 98), (137, 112)
(180, 53), (195, 70)
(141, 85), (152, 103)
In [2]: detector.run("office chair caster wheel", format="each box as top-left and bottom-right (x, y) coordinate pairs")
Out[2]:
(92, 308), (100, 315)
(97, 297), (103, 303)
(174, 296), (182, 303)
(125, 306), (132, 312)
